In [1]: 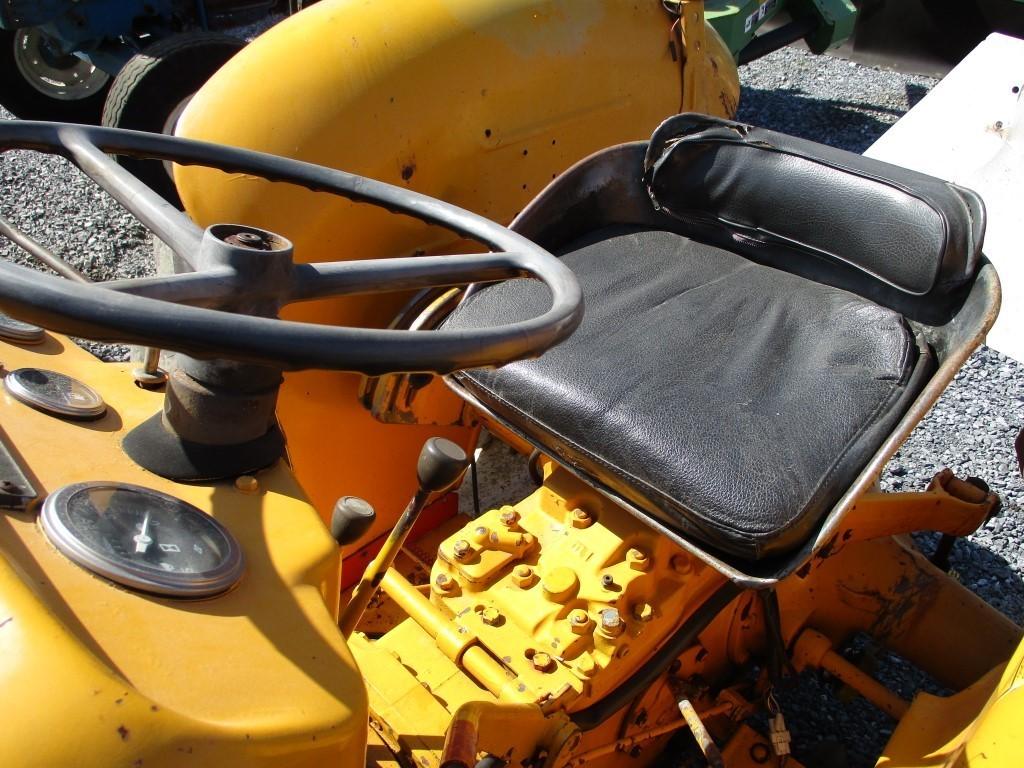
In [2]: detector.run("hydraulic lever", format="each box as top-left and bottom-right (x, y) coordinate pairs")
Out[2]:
(339, 436), (469, 637)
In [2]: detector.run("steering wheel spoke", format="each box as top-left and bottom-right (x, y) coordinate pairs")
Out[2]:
(289, 252), (538, 303)
(56, 125), (204, 267)
(0, 120), (583, 375)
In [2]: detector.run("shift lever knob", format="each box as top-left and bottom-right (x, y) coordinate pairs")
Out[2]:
(417, 437), (470, 494)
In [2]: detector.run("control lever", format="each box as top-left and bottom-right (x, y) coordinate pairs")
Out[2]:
(339, 437), (469, 637)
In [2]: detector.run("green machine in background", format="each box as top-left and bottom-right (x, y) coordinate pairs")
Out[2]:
(703, 0), (858, 63)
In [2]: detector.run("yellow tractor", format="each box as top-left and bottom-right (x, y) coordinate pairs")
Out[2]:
(0, 2), (1019, 767)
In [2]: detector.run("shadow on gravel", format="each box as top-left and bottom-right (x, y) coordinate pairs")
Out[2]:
(737, 86), (904, 153)
(918, 531), (1024, 625)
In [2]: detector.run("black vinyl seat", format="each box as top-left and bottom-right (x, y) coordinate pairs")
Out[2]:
(444, 114), (985, 562)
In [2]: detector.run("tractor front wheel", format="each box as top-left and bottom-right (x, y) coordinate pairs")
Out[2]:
(102, 32), (247, 206)
(0, 27), (111, 122)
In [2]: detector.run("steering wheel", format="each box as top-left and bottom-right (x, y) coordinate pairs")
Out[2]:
(0, 121), (583, 376)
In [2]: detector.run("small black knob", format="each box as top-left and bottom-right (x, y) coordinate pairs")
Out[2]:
(417, 437), (470, 494)
(331, 495), (376, 546)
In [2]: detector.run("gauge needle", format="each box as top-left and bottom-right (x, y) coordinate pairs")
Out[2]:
(133, 512), (153, 554)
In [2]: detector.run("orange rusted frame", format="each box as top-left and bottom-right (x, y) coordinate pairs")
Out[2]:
(792, 629), (910, 719)
(833, 468), (998, 546)
(440, 701), (572, 768)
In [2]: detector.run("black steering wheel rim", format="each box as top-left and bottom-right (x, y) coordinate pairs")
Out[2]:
(0, 121), (583, 376)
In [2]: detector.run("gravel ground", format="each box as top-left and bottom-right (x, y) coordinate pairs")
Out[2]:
(737, 47), (1024, 768)
(0, 37), (1021, 768)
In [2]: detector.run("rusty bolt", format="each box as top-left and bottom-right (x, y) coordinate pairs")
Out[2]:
(499, 508), (519, 527)
(481, 607), (502, 626)
(600, 608), (624, 636)
(452, 539), (471, 560)
(570, 507), (593, 528)
(569, 609), (589, 626)
(627, 548), (650, 571)
(512, 564), (534, 588)
(531, 651), (554, 672)
(225, 231), (270, 250)
(434, 573), (454, 591)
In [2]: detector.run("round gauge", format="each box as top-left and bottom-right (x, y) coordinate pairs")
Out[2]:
(0, 312), (45, 344)
(41, 482), (244, 597)
(4, 368), (106, 419)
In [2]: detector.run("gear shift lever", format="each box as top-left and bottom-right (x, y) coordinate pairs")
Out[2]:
(339, 437), (470, 637)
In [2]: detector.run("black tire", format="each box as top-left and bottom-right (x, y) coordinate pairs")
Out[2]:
(102, 32), (246, 205)
(0, 27), (111, 123)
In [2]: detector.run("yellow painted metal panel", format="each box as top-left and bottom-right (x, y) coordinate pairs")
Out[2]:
(0, 336), (367, 766)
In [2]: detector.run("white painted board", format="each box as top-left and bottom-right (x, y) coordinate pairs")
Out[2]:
(865, 33), (1024, 360)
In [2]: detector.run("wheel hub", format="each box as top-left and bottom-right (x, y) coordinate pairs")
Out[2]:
(13, 28), (110, 102)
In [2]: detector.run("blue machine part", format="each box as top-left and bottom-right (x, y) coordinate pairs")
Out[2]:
(1, 0), (178, 54)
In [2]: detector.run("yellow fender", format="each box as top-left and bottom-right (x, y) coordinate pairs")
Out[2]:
(175, 0), (739, 536)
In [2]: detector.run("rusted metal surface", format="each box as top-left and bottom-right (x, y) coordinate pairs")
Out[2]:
(676, 692), (725, 768)
(793, 629), (911, 719)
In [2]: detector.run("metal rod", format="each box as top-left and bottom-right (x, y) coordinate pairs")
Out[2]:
(565, 719), (690, 766)
(60, 129), (203, 267)
(380, 569), (521, 700)
(0, 214), (89, 283)
(793, 630), (910, 719)
(339, 489), (429, 636)
(738, 16), (818, 65)
(677, 695), (724, 768)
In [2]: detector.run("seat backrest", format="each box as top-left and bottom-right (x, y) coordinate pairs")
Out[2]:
(644, 114), (986, 323)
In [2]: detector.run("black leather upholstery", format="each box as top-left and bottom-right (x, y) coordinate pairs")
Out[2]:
(644, 114), (985, 323)
(442, 115), (983, 561)
(447, 228), (933, 559)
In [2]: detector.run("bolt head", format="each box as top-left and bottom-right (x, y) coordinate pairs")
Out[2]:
(573, 654), (598, 678)
(434, 573), (454, 591)
(234, 475), (259, 494)
(601, 608), (622, 629)
(532, 651), (554, 672)
(570, 507), (593, 528)
(627, 548), (650, 571)
(569, 609), (589, 626)
(481, 607), (502, 626)
(512, 564), (534, 588)
(452, 539), (471, 559)
(499, 508), (518, 526)
(633, 603), (654, 622)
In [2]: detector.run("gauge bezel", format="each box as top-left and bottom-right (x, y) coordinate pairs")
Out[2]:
(4, 367), (106, 419)
(0, 313), (45, 344)
(40, 481), (244, 598)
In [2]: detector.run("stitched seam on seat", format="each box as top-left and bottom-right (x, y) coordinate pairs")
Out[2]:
(650, 137), (956, 296)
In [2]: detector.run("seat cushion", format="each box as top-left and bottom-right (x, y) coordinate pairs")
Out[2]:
(445, 227), (933, 560)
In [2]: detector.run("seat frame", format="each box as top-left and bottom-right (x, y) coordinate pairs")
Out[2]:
(448, 140), (1000, 587)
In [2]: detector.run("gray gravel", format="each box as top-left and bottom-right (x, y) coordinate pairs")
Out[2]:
(738, 46), (1024, 768)
(0, 39), (1020, 768)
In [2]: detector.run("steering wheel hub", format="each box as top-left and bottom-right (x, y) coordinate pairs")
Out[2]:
(0, 121), (583, 480)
